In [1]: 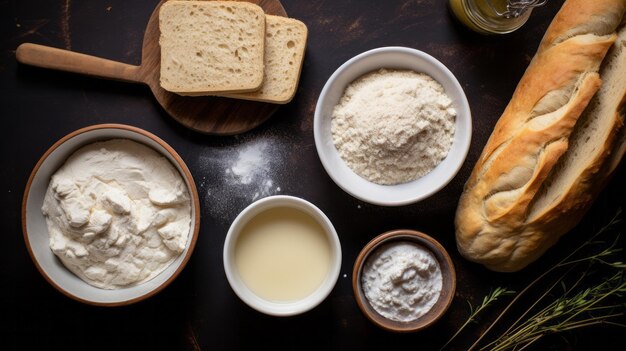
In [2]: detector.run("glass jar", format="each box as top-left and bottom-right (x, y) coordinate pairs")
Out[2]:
(449, 0), (534, 34)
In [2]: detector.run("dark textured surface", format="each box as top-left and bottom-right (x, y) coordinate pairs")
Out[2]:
(1, 0), (624, 350)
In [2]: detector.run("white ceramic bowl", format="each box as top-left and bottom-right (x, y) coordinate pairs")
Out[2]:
(223, 195), (342, 316)
(21, 124), (200, 306)
(314, 46), (472, 206)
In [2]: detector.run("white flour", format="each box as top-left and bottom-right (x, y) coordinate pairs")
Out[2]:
(331, 69), (456, 185)
(361, 241), (442, 322)
(226, 141), (281, 200)
(229, 145), (266, 185)
(199, 139), (282, 222)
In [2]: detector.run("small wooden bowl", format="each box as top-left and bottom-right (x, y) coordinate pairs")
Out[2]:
(352, 229), (456, 332)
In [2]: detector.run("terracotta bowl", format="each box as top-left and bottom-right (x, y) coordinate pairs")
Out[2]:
(352, 229), (456, 332)
(21, 124), (200, 306)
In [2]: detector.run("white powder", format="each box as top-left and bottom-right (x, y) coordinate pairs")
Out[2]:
(226, 141), (281, 201)
(230, 145), (266, 185)
(41, 139), (191, 289)
(200, 140), (282, 222)
(361, 241), (442, 322)
(331, 69), (456, 185)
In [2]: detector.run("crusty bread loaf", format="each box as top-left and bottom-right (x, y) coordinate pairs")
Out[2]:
(455, 0), (626, 272)
(159, 0), (265, 95)
(606, 21), (626, 174)
(219, 15), (308, 104)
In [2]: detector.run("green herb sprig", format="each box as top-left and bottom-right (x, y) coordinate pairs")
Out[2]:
(442, 208), (625, 351)
(439, 287), (515, 351)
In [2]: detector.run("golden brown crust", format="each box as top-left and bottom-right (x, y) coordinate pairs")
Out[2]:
(455, 0), (626, 272)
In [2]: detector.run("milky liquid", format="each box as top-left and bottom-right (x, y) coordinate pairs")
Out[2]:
(235, 207), (332, 302)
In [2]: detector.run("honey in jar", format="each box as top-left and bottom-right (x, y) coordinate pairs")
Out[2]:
(449, 0), (537, 34)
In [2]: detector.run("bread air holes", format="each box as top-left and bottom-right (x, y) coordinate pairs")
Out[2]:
(287, 40), (295, 48)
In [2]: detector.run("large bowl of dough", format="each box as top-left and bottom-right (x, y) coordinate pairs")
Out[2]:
(21, 124), (200, 306)
(314, 46), (472, 206)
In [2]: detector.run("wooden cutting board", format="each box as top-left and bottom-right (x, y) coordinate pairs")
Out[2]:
(16, 0), (288, 135)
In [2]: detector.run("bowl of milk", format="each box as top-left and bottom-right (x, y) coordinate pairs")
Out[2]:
(223, 195), (342, 316)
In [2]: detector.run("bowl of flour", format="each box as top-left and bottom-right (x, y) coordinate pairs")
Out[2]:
(352, 229), (456, 332)
(314, 47), (471, 206)
(22, 124), (200, 305)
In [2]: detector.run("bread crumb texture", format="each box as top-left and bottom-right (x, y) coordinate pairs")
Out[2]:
(159, 1), (265, 94)
(223, 15), (308, 103)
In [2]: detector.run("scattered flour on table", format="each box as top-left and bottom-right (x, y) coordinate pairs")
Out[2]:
(226, 141), (281, 201)
(331, 69), (456, 185)
(199, 139), (283, 222)
(228, 145), (265, 185)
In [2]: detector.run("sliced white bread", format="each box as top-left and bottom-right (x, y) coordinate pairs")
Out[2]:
(528, 20), (626, 219)
(220, 15), (308, 104)
(159, 0), (266, 95)
(606, 24), (626, 175)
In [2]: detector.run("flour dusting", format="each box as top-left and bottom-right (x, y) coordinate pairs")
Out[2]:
(331, 69), (456, 185)
(199, 139), (282, 222)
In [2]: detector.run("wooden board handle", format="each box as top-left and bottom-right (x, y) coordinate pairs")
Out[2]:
(16, 43), (143, 84)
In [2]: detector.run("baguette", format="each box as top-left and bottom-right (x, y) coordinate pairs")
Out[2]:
(455, 0), (626, 272)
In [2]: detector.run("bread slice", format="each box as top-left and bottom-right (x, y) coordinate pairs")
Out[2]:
(159, 1), (266, 95)
(219, 15), (308, 104)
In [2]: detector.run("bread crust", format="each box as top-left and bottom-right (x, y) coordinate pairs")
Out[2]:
(455, 0), (626, 272)
(219, 15), (309, 104)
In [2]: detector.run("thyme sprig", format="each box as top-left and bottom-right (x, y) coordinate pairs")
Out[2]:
(438, 287), (515, 351)
(483, 270), (626, 351)
(442, 208), (625, 351)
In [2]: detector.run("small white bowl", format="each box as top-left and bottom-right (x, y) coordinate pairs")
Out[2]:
(314, 46), (472, 206)
(223, 195), (342, 316)
(21, 124), (200, 306)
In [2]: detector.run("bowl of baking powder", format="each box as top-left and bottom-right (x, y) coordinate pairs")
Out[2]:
(314, 46), (471, 206)
(352, 229), (456, 332)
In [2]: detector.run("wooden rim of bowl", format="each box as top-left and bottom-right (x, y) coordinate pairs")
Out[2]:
(352, 229), (456, 332)
(21, 123), (201, 306)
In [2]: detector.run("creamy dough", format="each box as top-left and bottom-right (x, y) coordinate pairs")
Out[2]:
(42, 139), (191, 289)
